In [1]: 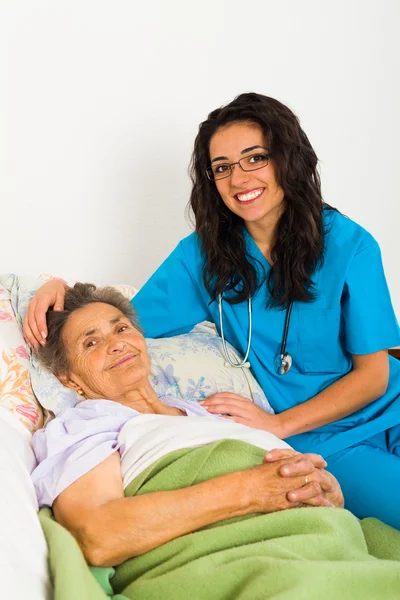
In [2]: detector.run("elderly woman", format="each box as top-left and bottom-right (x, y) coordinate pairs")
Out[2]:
(32, 284), (400, 600)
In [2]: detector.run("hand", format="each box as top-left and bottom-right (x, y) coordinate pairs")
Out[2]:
(244, 454), (335, 514)
(264, 448), (344, 508)
(200, 393), (286, 438)
(23, 279), (68, 350)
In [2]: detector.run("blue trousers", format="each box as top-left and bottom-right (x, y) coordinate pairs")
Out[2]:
(326, 425), (400, 530)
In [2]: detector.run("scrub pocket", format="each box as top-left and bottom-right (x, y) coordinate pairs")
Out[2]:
(297, 307), (347, 374)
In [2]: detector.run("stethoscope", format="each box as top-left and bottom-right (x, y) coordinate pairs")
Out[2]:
(218, 293), (293, 375)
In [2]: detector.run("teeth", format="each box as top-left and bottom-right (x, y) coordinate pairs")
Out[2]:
(237, 189), (263, 202)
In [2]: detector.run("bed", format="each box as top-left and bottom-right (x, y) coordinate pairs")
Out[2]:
(1, 273), (400, 599)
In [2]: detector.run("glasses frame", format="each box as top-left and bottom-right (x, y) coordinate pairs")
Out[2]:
(206, 152), (273, 181)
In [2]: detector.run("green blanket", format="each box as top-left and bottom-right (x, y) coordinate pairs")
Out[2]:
(39, 440), (400, 599)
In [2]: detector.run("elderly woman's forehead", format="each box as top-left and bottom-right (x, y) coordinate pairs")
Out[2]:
(64, 303), (127, 336)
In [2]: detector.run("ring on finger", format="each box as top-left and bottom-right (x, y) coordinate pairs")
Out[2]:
(305, 475), (310, 485)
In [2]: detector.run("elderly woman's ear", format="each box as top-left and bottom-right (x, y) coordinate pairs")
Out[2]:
(57, 372), (84, 396)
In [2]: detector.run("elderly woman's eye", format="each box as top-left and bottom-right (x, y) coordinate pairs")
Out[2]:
(118, 325), (128, 333)
(86, 340), (96, 348)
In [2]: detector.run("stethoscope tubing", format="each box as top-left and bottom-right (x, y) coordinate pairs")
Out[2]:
(218, 292), (293, 374)
(218, 293), (252, 368)
(280, 301), (293, 356)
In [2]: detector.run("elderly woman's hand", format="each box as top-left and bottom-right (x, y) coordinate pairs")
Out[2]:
(264, 448), (344, 508)
(243, 453), (338, 514)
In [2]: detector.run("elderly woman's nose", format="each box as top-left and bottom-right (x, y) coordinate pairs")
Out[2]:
(107, 336), (126, 352)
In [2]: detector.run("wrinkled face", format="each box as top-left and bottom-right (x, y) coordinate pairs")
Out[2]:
(209, 121), (285, 227)
(60, 302), (150, 401)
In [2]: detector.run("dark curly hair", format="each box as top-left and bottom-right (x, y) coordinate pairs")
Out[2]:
(189, 92), (336, 307)
(37, 283), (142, 375)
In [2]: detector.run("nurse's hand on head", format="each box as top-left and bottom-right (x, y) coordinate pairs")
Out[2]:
(23, 279), (68, 350)
(200, 393), (287, 438)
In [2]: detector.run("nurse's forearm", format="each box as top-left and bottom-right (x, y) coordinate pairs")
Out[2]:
(279, 351), (389, 437)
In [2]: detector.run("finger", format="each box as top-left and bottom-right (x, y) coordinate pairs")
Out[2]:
(54, 290), (65, 312)
(200, 394), (251, 406)
(290, 490), (334, 508)
(23, 306), (37, 348)
(258, 457), (319, 491)
(201, 403), (252, 419)
(34, 298), (53, 341)
(300, 453), (327, 469)
(312, 469), (334, 493)
(279, 458), (316, 478)
(286, 481), (324, 503)
(277, 471), (323, 494)
(23, 325), (35, 351)
(32, 294), (58, 343)
(25, 302), (43, 349)
(263, 449), (299, 462)
(28, 299), (49, 347)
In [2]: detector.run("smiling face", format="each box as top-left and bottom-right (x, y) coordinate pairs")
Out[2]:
(209, 121), (285, 231)
(59, 302), (151, 401)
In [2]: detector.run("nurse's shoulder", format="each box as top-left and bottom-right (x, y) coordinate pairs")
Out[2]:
(323, 207), (379, 260)
(178, 231), (203, 258)
(175, 231), (205, 274)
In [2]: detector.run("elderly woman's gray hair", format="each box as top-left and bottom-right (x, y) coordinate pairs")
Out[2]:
(37, 283), (142, 375)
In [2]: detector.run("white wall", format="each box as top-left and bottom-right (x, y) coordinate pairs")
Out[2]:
(1, 0), (399, 315)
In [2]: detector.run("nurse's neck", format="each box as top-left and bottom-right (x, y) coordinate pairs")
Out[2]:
(245, 213), (281, 265)
(244, 197), (286, 263)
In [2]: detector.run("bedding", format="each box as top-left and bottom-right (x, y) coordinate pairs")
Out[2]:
(0, 282), (44, 432)
(0, 408), (51, 600)
(39, 439), (400, 600)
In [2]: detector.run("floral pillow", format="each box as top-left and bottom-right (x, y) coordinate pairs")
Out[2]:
(147, 321), (273, 413)
(0, 283), (44, 432)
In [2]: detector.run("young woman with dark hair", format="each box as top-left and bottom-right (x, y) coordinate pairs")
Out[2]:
(24, 93), (400, 529)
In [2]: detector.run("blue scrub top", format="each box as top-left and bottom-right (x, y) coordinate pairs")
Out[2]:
(133, 210), (400, 457)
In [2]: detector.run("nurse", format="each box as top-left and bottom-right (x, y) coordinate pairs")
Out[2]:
(24, 93), (400, 529)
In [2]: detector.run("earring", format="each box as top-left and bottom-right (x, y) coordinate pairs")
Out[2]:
(77, 389), (84, 396)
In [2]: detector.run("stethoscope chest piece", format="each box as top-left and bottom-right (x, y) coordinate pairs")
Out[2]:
(218, 291), (294, 376)
(274, 352), (292, 375)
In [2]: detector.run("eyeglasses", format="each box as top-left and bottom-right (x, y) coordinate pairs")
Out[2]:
(206, 152), (272, 181)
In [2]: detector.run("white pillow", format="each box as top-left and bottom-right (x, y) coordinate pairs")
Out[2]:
(0, 408), (52, 600)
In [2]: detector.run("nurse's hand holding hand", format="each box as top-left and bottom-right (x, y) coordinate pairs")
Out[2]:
(200, 393), (287, 438)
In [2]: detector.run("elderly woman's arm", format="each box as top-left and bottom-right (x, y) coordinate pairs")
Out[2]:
(53, 451), (341, 568)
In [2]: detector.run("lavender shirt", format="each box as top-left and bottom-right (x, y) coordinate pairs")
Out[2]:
(31, 397), (216, 508)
